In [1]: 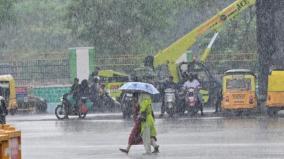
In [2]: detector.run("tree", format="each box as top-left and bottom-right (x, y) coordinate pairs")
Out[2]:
(66, 0), (203, 55)
(0, 0), (15, 49)
(0, 0), (86, 58)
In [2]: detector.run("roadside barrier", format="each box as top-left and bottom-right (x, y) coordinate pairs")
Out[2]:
(0, 124), (21, 159)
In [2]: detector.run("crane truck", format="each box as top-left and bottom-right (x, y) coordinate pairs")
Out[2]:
(133, 0), (256, 107)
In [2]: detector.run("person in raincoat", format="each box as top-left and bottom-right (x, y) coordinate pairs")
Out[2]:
(119, 93), (143, 154)
(138, 93), (159, 154)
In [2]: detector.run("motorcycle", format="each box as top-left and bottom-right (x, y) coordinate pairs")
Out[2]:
(164, 88), (176, 117)
(185, 87), (202, 116)
(55, 94), (89, 120)
(96, 91), (120, 112)
(121, 93), (133, 119)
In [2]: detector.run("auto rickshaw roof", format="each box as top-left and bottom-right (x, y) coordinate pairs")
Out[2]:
(224, 69), (255, 76)
(98, 70), (128, 78)
(0, 74), (15, 81)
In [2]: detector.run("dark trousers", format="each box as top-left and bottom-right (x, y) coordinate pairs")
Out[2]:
(161, 94), (165, 114)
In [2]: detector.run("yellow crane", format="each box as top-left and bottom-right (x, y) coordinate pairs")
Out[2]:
(153, 0), (256, 82)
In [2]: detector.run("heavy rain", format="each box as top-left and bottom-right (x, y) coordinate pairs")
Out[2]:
(0, 0), (283, 159)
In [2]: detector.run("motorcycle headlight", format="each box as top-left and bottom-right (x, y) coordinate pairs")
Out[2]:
(166, 95), (175, 102)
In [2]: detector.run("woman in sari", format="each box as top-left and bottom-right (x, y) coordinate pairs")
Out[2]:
(119, 93), (143, 154)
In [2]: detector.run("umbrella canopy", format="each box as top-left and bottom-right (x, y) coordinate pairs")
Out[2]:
(119, 82), (159, 94)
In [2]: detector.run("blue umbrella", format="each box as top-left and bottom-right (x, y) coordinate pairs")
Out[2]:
(119, 82), (160, 94)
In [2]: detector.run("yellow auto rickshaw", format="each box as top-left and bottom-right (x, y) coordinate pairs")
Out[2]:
(0, 75), (17, 114)
(221, 69), (257, 113)
(98, 70), (129, 99)
(266, 70), (284, 116)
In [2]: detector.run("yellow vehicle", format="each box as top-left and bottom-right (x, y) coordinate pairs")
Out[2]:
(98, 70), (129, 99)
(153, 0), (256, 82)
(139, 0), (255, 106)
(266, 70), (284, 116)
(221, 69), (257, 113)
(0, 75), (17, 114)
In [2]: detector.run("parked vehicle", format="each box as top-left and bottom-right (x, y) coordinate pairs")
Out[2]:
(98, 70), (130, 100)
(185, 87), (202, 116)
(266, 70), (284, 116)
(0, 96), (8, 124)
(0, 75), (17, 115)
(55, 94), (93, 120)
(164, 88), (176, 117)
(221, 69), (257, 115)
(17, 96), (47, 113)
(121, 93), (134, 119)
(95, 89), (121, 112)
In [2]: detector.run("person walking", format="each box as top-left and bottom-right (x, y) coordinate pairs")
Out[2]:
(119, 93), (143, 154)
(138, 93), (159, 154)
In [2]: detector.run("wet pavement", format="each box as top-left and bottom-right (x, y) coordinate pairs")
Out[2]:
(6, 113), (284, 159)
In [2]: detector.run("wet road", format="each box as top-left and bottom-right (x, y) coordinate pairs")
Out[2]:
(7, 114), (284, 159)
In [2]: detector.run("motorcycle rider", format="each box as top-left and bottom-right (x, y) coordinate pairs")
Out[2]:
(79, 79), (90, 98)
(64, 78), (79, 118)
(74, 79), (89, 112)
(182, 73), (204, 115)
(90, 77), (100, 103)
(159, 76), (177, 117)
(70, 78), (80, 98)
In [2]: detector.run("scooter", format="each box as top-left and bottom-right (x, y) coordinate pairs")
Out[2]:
(164, 88), (176, 117)
(121, 93), (133, 119)
(55, 94), (89, 120)
(185, 87), (202, 116)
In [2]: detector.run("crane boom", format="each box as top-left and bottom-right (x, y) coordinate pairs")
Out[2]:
(153, 0), (256, 82)
(200, 32), (219, 63)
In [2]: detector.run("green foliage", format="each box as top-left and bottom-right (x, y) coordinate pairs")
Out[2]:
(212, 7), (256, 53)
(0, 0), (257, 59)
(67, 0), (182, 55)
(0, 0), (85, 57)
(0, 0), (15, 48)
(0, 0), (15, 25)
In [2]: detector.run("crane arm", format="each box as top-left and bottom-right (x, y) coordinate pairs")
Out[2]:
(153, 0), (256, 82)
(200, 32), (219, 63)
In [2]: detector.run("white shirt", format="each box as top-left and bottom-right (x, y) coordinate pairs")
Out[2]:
(183, 79), (201, 89)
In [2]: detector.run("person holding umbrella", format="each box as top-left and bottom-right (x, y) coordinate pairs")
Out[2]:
(119, 82), (160, 154)
(139, 92), (159, 154)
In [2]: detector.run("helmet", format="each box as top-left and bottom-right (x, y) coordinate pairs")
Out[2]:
(94, 76), (100, 83)
(188, 73), (194, 81)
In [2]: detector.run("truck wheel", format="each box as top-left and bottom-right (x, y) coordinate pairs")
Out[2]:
(235, 110), (243, 116)
(243, 110), (251, 116)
